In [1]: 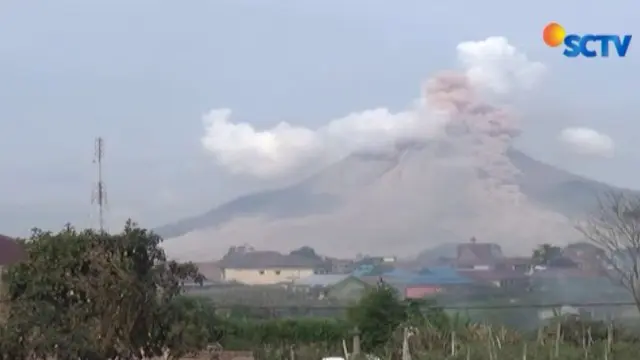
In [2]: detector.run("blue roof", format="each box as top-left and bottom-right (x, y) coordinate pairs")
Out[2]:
(351, 264), (375, 276)
(383, 268), (415, 278)
(382, 267), (472, 285)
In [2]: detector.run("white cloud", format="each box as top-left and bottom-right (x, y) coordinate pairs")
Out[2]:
(201, 109), (323, 178)
(559, 127), (615, 157)
(201, 36), (546, 178)
(457, 36), (546, 94)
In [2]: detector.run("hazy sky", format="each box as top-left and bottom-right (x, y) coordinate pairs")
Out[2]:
(0, 0), (638, 236)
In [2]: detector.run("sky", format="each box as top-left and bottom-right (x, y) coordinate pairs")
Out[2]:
(0, 0), (638, 237)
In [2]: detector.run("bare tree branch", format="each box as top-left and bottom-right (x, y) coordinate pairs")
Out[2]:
(576, 191), (640, 312)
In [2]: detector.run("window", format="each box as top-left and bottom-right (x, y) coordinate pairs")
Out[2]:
(275, 270), (281, 275)
(259, 270), (265, 275)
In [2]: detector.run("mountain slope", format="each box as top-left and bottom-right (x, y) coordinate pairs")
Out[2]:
(157, 146), (635, 260)
(154, 150), (399, 239)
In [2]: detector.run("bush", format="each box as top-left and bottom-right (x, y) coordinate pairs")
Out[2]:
(0, 223), (204, 359)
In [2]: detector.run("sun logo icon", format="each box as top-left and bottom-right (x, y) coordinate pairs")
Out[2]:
(543, 22), (566, 47)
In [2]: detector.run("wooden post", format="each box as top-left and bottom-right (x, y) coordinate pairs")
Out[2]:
(352, 327), (361, 355)
(402, 326), (412, 360)
(349, 327), (367, 360)
(289, 344), (296, 360)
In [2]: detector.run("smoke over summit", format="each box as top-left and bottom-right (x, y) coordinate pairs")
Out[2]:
(158, 36), (631, 260)
(200, 36), (545, 179)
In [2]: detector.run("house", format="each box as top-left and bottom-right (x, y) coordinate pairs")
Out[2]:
(217, 250), (324, 285)
(381, 267), (474, 299)
(530, 268), (629, 304)
(562, 242), (607, 275)
(455, 238), (503, 269)
(457, 269), (529, 289)
(496, 257), (532, 273)
(193, 261), (224, 282)
(326, 258), (354, 273)
(324, 276), (373, 302)
(530, 267), (633, 320)
(350, 262), (396, 277)
(292, 274), (373, 302)
(292, 273), (349, 298)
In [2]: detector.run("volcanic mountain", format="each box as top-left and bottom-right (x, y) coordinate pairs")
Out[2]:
(158, 50), (630, 261)
(156, 144), (634, 261)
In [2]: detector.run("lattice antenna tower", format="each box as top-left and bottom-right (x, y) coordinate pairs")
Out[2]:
(92, 137), (108, 232)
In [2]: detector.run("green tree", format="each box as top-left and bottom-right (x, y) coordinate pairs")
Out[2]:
(347, 281), (407, 352)
(161, 296), (219, 359)
(531, 243), (562, 266)
(290, 246), (321, 260)
(0, 221), (204, 360)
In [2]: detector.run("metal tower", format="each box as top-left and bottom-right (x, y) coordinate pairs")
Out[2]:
(92, 137), (108, 232)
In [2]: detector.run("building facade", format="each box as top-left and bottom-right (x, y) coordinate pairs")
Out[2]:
(218, 249), (324, 285)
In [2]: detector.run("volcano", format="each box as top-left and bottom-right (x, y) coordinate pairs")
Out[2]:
(156, 145), (635, 261)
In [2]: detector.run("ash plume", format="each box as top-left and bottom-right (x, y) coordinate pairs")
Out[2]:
(425, 71), (524, 204)
(201, 36), (545, 182)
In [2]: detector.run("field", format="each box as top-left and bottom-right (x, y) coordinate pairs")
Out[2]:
(178, 318), (640, 360)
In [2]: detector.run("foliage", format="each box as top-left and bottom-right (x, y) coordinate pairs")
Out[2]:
(537, 317), (640, 346)
(0, 221), (203, 360)
(290, 246), (321, 260)
(532, 243), (563, 266)
(224, 317), (351, 346)
(347, 281), (407, 352)
(160, 296), (220, 359)
(345, 281), (452, 353)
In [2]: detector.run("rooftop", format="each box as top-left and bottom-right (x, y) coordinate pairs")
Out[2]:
(382, 267), (473, 285)
(218, 250), (323, 269)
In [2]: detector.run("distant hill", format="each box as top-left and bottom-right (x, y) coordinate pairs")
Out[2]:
(156, 145), (637, 261)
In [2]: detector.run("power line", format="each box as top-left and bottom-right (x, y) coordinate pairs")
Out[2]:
(91, 137), (108, 232)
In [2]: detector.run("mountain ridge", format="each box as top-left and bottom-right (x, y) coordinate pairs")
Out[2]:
(156, 146), (636, 260)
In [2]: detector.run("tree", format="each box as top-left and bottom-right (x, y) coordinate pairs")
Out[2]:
(289, 246), (321, 260)
(161, 296), (219, 360)
(346, 281), (408, 352)
(531, 243), (562, 266)
(576, 192), (640, 312)
(0, 221), (205, 359)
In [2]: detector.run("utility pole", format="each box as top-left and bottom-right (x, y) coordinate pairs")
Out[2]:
(92, 137), (108, 232)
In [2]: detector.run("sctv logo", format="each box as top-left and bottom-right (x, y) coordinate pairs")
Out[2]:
(543, 22), (632, 58)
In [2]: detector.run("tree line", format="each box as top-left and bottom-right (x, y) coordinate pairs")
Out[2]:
(0, 221), (451, 359)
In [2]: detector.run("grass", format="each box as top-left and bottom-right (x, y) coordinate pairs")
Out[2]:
(208, 321), (640, 360)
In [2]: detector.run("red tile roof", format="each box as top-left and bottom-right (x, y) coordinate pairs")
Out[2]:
(0, 234), (25, 266)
